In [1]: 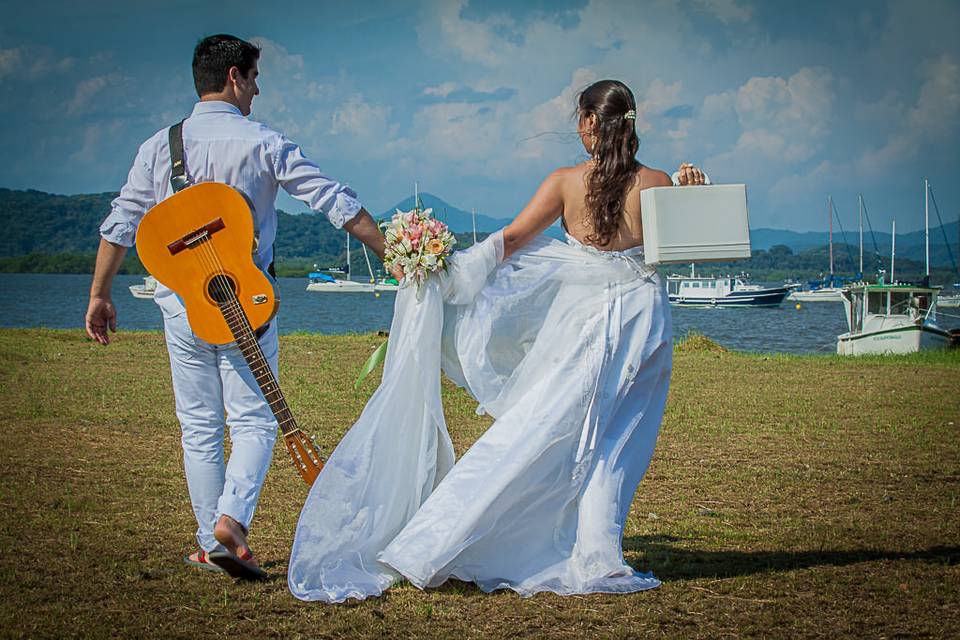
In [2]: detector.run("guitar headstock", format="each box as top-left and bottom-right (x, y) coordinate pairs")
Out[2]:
(283, 429), (324, 486)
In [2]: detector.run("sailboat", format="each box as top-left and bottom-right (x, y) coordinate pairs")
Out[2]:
(789, 196), (846, 302)
(306, 234), (375, 293)
(837, 180), (953, 355)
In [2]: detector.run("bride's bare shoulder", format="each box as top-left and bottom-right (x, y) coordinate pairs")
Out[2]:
(638, 164), (673, 189)
(552, 161), (591, 180)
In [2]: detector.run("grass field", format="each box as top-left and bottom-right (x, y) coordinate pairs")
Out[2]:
(0, 328), (958, 639)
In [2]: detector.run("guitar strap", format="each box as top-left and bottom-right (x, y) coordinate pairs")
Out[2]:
(168, 120), (189, 193)
(168, 119), (274, 337)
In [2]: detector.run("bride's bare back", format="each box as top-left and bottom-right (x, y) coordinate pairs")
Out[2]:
(502, 161), (673, 258)
(558, 162), (673, 252)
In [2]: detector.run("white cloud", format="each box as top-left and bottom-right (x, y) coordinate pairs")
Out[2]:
(430, 0), (521, 68)
(0, 46), (74, 82)
(636, 79), (684, 135)
(735, 67), (833, 138)
(423, 82), (458, 97)
(329, 95), (391, 139)
(858, 55), (960, 176)
(513, 67), (597, 162)
(67, 73), (122, 115)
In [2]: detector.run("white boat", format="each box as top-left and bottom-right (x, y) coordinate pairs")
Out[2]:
(129, 275), (157, 299)
(668, 265), (792, 307)
(788, 286), (843, 302)
(788, 195), (857, 303)
(306, 234), (375, 293)
(306, 273), (375, 293)
(837, 283), (951, 355)
(939, 293), (960, 308)
(837, 196), (955, 355)
(374, 277), (400, 292)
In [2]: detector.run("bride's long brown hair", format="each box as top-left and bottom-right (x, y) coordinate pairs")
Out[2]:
(578, 80), (640, 246)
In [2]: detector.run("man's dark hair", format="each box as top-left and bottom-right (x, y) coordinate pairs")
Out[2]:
(192, 34), (261, 97)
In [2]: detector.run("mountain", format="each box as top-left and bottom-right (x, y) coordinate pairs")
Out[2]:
(751, 221), (959, 269)
(378, 192), (505, 233)
(378, 192), (566, 240)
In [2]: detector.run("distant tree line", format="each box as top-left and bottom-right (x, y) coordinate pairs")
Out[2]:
(0, 188), (956, 284)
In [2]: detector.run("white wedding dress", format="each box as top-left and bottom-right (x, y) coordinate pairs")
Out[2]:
(288, 230), (672, 602)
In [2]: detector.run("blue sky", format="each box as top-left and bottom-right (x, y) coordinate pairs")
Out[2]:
(1, 0), (958, 232)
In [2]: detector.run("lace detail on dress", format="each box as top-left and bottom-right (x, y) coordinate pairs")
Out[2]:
(563, 234), (657, 279)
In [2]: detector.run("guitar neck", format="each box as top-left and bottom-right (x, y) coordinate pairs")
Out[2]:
(218, 297), (299, 436)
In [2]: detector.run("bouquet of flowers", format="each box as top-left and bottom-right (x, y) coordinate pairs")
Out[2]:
(382, 208), (456, 287)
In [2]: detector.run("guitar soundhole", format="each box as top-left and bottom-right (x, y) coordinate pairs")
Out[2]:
(207, 274), (237, 303)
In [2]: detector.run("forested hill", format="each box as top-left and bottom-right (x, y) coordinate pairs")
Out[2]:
(1, 187), (957, 282)
(0, 187), (347, 258)
(0, 188), (482, 276)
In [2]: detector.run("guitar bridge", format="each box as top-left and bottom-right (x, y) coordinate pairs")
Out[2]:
(167, 218), (226, 255)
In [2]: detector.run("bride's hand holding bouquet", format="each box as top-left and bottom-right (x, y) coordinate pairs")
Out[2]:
(382, 208), (457, 286)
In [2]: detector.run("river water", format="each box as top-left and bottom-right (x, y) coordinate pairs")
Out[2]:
(2, 273), (957, 354)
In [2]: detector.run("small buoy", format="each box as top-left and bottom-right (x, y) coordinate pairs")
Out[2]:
(375, 292), (381, 298)
(795, 303), (802, 310)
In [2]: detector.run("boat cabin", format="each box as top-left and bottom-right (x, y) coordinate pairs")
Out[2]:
(840, 284), (940, 334)
(667, 276), (742, 298)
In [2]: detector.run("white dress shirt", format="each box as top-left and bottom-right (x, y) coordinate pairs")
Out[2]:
(100, 100), (362, 317)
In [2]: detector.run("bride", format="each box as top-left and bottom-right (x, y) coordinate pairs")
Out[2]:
(288, 79), (706, 601)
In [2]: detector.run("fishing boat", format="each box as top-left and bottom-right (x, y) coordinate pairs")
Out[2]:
(129, 275), (157, 299)
(668, 265), (792, 307)
(837, 184), (955, 355)
(837, 283), (951, 355)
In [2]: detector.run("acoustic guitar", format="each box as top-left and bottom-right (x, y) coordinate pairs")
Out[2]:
(136, 181), (324, 485)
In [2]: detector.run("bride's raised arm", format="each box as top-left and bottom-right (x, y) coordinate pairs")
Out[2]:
(502, 170), (566, 259)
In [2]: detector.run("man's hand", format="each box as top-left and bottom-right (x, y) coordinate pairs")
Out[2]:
(86, 238), (127, 345)
(86, 296), (117, 345)
(676, 162), (706, 185)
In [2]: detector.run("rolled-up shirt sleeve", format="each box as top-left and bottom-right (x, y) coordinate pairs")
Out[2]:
(99, 143), (156, 247)
(272, 135), (362, 229)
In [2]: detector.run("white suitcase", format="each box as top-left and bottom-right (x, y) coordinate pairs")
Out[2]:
(640, 183), (751, 265)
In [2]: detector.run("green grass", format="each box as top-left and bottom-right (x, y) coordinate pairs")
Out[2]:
(0, 328), (958, 639)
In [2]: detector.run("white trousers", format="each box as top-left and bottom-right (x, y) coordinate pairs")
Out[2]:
(162, 311), (279, 552)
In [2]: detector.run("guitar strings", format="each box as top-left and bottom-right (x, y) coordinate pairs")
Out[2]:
(193, 234), (298, 431)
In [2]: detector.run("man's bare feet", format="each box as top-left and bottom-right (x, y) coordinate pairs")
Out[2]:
(213, 515), (260, 569)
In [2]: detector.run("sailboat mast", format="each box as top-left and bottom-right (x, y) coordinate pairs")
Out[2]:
(472, 208), (477, 244)
(858, 193), (864, 276)
(891, 220), (896, 285)
(414, 181), (419, 212)
(828, 196), (834, 277)
(924, 178), (930, 277)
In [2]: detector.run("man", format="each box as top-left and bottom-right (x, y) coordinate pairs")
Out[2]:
(85, 34), (393, 579)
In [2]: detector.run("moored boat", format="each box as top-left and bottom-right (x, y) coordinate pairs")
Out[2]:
(667, 267), (792, 307)
(129, 275), (157, 299)
(837, 283), (951, 355)
(305, 271), (375, 293)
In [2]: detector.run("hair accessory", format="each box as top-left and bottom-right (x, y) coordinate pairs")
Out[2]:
(624, 110), (637, 120)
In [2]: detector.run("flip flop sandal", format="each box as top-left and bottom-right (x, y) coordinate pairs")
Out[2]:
(183, 549), (226, 574)
(207, 548), (268, 581)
